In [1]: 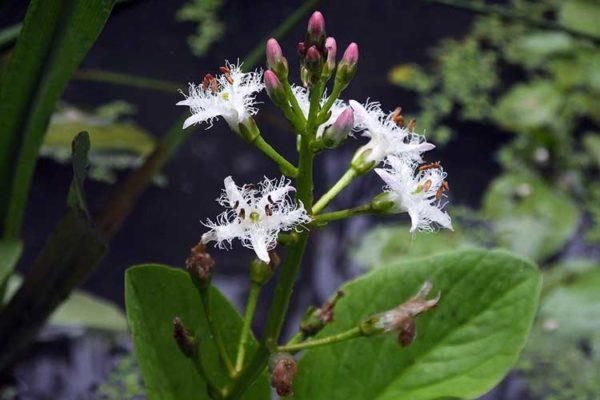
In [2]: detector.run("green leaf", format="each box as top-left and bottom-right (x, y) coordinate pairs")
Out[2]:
(560, 0), (600, 36)
(125, 264), (269, 400)
(0, 240), (22, 302)
(51, 289), (128, 332)
(294, 249), (541, 400)
(67, 131), (90, 213)
(540, 259), (600, 337)
(492, 81), (564, 133)
(482, 173), (580, 261)
(352, 224), (477, 268)
(0, 0), (116, 239)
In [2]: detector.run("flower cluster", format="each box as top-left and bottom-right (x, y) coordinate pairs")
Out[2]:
(201, 176), (310, 262)
(178, 10), (451, 262)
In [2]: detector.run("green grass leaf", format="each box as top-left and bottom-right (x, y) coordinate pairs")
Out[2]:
(294, 249), (541, 400)
(0, 0), (116, 239)
(125, 264), (269, 400)
(0, 240), (22, 302)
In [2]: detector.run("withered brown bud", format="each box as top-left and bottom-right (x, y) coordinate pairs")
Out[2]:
(397, 319), (416, 347)
(269, 353), (297, 397)
(185, 242), (215, 289)
(300, 290), (344, 337)
(172, 316), (196, 358)
(360, 281), (440, 344)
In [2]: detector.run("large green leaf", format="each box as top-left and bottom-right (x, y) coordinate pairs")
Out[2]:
(0, 0), (116, 239)
(482, 174), (580, 261)
(125, 264), (269, 400)
(294, 249), (541, 400)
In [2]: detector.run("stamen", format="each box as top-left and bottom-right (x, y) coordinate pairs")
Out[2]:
(265, 204), (273, 216)
(418, 162), (441, 171)
(268, 195), (275, 204)
(407, 119), (416, 133)
(202, 73), (214, 90)
(441, 181), (449, 191)
(225, 74), (234, 85)
(219, 66), (231, 74)
(233, 200), (239, 209)
(391, 107), (405, 127)
(239, 208), (246, 219)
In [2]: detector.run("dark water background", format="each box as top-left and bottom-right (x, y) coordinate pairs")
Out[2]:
(0, 0), (515, 398)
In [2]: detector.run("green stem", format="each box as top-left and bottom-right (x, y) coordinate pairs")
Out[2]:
(72, 69), (182, 93)
(427, 0), (600, 45)
(312, 168), (358, 214)
(200, 287), (236, 377)
(252, 136), (298, 177)
(235, 283), (261, 372)
(283, 81), (307, 129)
(317, 83), (343, 121)
(277, 327), (362, 352)
(311, 203), (373, 224)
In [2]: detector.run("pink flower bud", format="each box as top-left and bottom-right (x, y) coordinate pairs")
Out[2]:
(305, 45), (322, 64)
(341, 42), (359, 66)
(264, 70), (286, 106)
(266, 38), (283, 67)
(323, 108), (354, 147)
(297, 41), (306, 56)
(307, 11), (325, 38)
(266, 38), (288, 78)
(325, 37), (337, 68)
(264, 70), (282, 92)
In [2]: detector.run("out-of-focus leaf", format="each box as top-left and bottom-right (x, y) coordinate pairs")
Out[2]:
(295, 249), (541, 400)
(3, 274), (126, 332)
(0, 240), (22, 303)
(583, 132), (600, 166)
(519, 32), (573, 60)
(67, 132), (90, 213)
(125, 264), (269, 400)
(560, 0), (600, 36)
(540, 259), (600, 336)
(176, 0), (226, 57)
(352, 224), (476, 268)
(0, 0), (116, 239)
(51, 290), (127, 332)
(492, 81), (564, 133)
(483, 173), (580, 261)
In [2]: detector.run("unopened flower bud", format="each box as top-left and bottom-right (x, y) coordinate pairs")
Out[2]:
(269, 353), (297, 397)
(185, 242), (215, 289)
(306, 11), (326, 48)
(305, 45), (323, 85)
(297, 41), (306, 56)
(371, 192), (396, 213)
(323, 36), (337, 76)
(266, 38), (288, 78)
(323, 108), (353, 148)
(238, 116), (260, 143)
(300, 290), (344, 337)
(265, 70), (288, 108)
(172, 316), (196, 358)
(336, 42), (359, 88)
(359, 281), (440, 344)
(351, 147), (376, 175)
(250, 251), (280, 285)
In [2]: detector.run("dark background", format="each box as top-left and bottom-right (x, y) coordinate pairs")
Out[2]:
(0, 0), (512, 398)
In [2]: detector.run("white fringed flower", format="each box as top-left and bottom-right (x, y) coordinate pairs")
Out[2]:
(292, 85), (348, 138)
(177, 61), (264, 131)
(201, 176), (311, 262)
(375, 156), (452, 233)
(350, 100), (435, 166)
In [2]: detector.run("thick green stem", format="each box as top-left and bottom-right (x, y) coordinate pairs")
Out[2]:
(252, 135), (298, 177)
(200, 287), (236, 377)
(277, 327), (362, 352)
(311, 203), (374, 225)
(235, 283), (261, 372)
(312, 168), (358, 214)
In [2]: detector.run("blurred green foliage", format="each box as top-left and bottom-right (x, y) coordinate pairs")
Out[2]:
(41, 101), (159, 184)
(176, 0), (226, 57)
(95, 355), (146, 400)
(380, 0), (600, 397)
